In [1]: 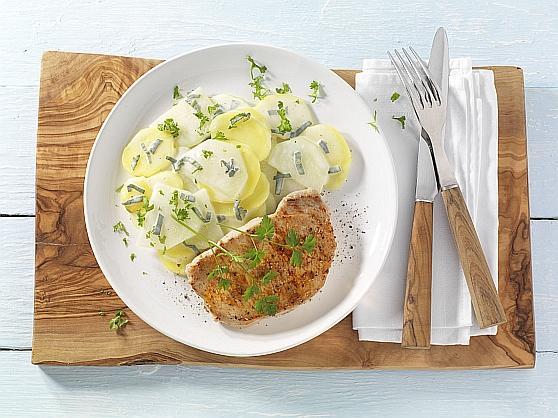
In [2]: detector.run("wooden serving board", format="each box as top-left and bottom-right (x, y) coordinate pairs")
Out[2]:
(32, 51), (535, 369)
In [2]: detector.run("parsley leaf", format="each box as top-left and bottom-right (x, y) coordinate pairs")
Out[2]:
(130, 253), (136, 262)
(277, 101), (292, 134)
(309, 80), (320, 103)
(255, 295), (279, 316)
(275, 82), (292, 94)
(202, 149), (214, 159)
(249, 75), (269, 100)
(194, 110), (210, 132)
(301, 234), (316, 253)
(390, 91), (400, 102)
(157, 118), (180, 138)
(368, 110), (379, 133)
(173, 85), (182, 100)
(261, 270), (278, 285)
(255, 215), (274, 241)
(244, 248), (265, 268)
(115, 184), (124, 193)
(136, 197), (154, 227)
(290, 249), (303, 267)
(247, 55), (267, 79)
(243, 283), (261, 302)
(113, 221), (129, 236)
(214, 131), (227, 140)
(285, 229), (299, 248)
(109, 310), (128, 330)
(392, 115), (406, 129)
(229, 112), (251, 129)
(217, 278), (231, 290)
(208, 264), (229, 280)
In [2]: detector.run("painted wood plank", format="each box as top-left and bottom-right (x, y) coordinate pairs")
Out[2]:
(0, 0), (557, 87)
(0, 350), (556, 417)
(0, 217), (34, 349)
(526, 88), (558, 218)
(0, 216), (555, 352)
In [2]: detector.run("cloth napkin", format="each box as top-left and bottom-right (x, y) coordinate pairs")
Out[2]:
(352, 58), (499, 345)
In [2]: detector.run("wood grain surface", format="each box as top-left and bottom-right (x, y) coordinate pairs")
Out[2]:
(402, 201), (433, 349)
(32, 52), (534, 369)
(442, 186), (507, 328)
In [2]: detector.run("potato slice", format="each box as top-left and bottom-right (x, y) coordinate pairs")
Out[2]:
(211, 94), (251, 113)
(158, 243), (198, 275)
(119, 177), (152, 213)
(179, 140), (249, 203)
(122, 127), (175, 177)
(215, 204), (267, 229)
(212, 173), (270, 216)
(209, 108), (271, 160)
(255, 94), (316, 139)
(303, 124), (352, 190)
(145, 171), (183, 190)
(267, 136), (329, 192)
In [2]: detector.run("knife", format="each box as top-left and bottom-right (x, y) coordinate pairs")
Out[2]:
(404, 28), (507, 333)
(401, 29), (443, 349)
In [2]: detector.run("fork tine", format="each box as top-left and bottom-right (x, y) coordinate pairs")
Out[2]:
(393, 50), (425, 109)
(394, 49), (426, 109)
(409, 46), (441, 104)
(388, 51), (422, 114)
(402, 48), (433, 107)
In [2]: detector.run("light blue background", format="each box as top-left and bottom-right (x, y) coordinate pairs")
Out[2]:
(1, 0), (557, 416)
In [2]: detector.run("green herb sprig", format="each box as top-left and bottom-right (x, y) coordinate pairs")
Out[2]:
(276, 82), (292, 94)
(247, 56), (269, 100)
(157, 118), (180, 138)
(368, 110), (379, 133)
(276, 101), (292, 134)
(309, 80), (320, 103)
(109, 310), (128, 330)
(392, 115), (406, 129)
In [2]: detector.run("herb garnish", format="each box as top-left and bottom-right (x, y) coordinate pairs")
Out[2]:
(247, 55), (269, 100)
(276, 101), (292, 134)
(228, 112), (251, 129)
(136, 197), (154, 227)
(173, 85), (182, 101)
(109, 310), (128, 330)
(392, 115), (406, 129)
(113, 221), (129, 236)
(368, 110), (379, 133)
(157, 118), (180, 138)
(276, 82), (292, 94)
(202, 149), (214, 159)
(214, 131), (228, 140)
(194, 110), (210, 133)
(115, 184), (124, 193)
(255, 295), (279, 316)
(130, 253), (136, 262)
(390, 91), (400, 102)
(309, 80), (320, 103)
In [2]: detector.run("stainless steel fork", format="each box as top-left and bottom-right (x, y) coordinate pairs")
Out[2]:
(390, 47), (507, 329)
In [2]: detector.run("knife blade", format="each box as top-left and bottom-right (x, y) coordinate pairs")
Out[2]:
(423, 28), (507, 328)
(401, 29), (447, 349)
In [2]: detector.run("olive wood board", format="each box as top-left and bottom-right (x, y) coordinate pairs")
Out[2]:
(32, 51), (535, 369)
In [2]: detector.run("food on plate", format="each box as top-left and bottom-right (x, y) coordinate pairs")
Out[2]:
(114, 55), (352, 321)
(185, 190), (336, 326)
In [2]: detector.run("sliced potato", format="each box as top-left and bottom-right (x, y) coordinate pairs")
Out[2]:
(303, 124), (352, 190)
(212, 172), (270, 215)
(158, 243), (198, 275)
(267, 136), (329, 192)
(216, 203), (266, 229)
(122, 127), (175, 177)
(145, 171), (183, 190)
(236, 144), (261, 200)
(211, 94), (251, 113)
(143, 184), (219, 250)
(119, 177), (152, 213)
(255, 94), (317, 139)
(179, 140), (248, 203)
(209, 108), (271, 160)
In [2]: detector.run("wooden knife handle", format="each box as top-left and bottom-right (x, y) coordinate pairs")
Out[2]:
(402, 201), (433, 349)
(441, 186), (507, 328)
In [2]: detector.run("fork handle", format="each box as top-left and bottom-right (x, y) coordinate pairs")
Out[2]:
(441, 186), (507, 328)
(402, 201), (433, 349)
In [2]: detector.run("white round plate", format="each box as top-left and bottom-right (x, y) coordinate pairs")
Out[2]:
(84, 44), (397, 357)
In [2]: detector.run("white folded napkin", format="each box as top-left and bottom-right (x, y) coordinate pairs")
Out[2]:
(352, 58), (499, 345)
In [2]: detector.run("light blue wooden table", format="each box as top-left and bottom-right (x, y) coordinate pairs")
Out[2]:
(1, 0), (557, 416)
